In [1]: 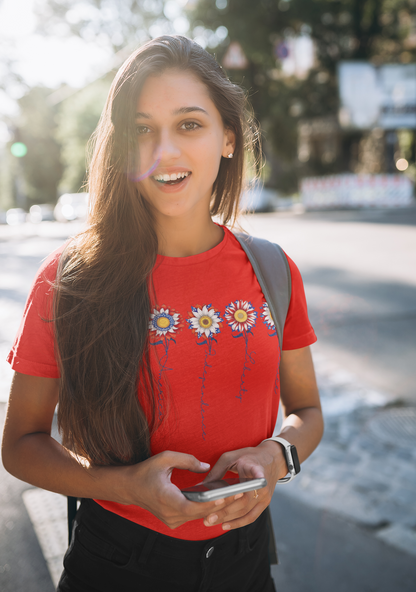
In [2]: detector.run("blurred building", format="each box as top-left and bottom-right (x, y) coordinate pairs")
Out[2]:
(297, 62), (416, 183)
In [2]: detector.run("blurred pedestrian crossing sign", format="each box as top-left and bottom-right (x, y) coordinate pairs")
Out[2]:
(274, 42), (289, 59)
(222, 42), (249, 69)
(10, 142), (27, 157)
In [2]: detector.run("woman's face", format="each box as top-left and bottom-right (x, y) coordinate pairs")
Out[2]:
(135, 68), (234, 221)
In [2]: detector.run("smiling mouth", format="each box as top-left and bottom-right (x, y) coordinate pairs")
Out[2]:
(152, 171), (191, 185)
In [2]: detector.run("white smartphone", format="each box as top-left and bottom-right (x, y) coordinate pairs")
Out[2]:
(181, 477), (267, 502)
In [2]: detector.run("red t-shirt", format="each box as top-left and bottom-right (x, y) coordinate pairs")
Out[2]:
(7, 227), (316, 540)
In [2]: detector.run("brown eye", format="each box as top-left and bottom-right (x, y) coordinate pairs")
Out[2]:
(181, 122), (200, 131)
(136, 125), (151, 135)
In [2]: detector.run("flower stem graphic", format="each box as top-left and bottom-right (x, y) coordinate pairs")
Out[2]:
(274, 347), (281, 398)
(149, 306), (181, 422)
(225, 301), (257, 403)
(198, 337), (216, 440)
(154, 336), (173, 420)
(234, 330), (256, 402)
(187, 304), (222, 440)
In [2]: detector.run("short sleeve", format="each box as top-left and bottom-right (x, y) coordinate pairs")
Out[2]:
(281, 254), (317, 351)
(7, 248), (63, 378)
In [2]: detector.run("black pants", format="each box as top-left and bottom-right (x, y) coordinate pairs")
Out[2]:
(57, 498), (276, 592)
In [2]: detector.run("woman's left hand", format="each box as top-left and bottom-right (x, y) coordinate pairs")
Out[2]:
(201, 440), (287, 531)
(202, 347), (324, 531)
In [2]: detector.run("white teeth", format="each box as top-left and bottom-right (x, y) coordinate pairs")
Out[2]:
(153, 171), (190, 182)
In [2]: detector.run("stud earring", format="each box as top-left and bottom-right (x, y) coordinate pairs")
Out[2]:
(227, 153), (234, 158)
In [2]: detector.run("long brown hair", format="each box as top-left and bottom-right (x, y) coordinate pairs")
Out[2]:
(55, 35), (261, 466)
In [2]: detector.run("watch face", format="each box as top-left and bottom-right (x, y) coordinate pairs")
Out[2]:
(290, 445), (301, 474)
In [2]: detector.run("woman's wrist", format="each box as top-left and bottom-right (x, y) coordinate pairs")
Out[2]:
(89, 462), (138, 505)
(257, 439), (288, 482)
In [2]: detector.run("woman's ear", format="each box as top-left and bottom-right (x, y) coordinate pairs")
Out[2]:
(222, 128), (236, 158)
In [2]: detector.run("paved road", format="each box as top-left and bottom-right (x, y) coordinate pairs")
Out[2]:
(270, 489), (416, 592)
(1, 210), (416, 591)
(245, 207), (416, 404)
(0, 404), (55, 592)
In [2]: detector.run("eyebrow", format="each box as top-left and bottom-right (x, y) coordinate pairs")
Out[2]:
(135, 106), (209, 119)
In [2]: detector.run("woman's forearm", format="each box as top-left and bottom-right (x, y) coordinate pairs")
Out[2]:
(278, 405), (324, 463)
(275, 347), (324, 464)
(1, 373), (133, 504)
(3, 432), (130, 504)
(257, 405), (323, 480)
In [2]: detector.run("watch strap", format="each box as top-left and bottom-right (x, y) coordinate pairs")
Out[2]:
(262, 436), (300, 483)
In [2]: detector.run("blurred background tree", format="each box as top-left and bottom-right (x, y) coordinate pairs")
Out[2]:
(54, 78), (111, 194)
(186, 0), (416, 192)
(34, 0), (178, 51)
(6, 86), (63, 208)
(1, 0), (168, 210)
(1, 0), (415, 209)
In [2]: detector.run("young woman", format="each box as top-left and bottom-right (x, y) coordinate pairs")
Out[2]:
(2, 36), (323, 592)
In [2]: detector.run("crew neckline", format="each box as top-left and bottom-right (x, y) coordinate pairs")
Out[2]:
(156, 225), (230, 266)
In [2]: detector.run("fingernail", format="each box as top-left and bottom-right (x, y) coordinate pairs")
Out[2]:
(215, 498), (225, 506)
(200, 462), (210, 469)
(234, 493), (244, 500)
(222, 524), (231, 530)
(207, 514), (218, 525)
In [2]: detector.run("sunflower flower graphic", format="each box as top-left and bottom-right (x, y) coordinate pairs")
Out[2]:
(188, 304), (222, 339)
(149, 307), (181, 338)
(261, 302), (280, 395)
(261, 302), (277, 337)
(224, 300), (257, 402)
(187, 304), (223, 440)
(149, 306), (182, 419)
(224, 300), (257, 334)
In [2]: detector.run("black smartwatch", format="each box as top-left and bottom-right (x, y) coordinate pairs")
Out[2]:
(262, 436), (301, 483)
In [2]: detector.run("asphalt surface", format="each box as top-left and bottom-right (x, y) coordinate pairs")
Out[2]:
(1, 208), (416, 591)
(270, 490), (416, 592)
(245, 206), (416, 405)
(0, 404), (55, 592)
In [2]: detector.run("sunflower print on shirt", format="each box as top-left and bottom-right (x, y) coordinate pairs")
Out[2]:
(187, 304), (223, 440)
(261, 302), (280, 397)
(224, 300), (257, 402)
(149, 306), (182, 419)
(261, 302), (277, 337)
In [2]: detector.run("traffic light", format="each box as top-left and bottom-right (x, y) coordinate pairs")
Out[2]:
(10, 142), (28, 157)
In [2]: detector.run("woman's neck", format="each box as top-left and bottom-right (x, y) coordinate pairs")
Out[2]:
(156, 214), (224, 258)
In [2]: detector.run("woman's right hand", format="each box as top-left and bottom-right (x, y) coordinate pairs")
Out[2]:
(118, 450), (235, 530)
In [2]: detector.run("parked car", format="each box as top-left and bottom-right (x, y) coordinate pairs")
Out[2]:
(240, 181), (277, 213)
(29, 204), (56, 223)
(6, 208), (27, 225)
(54, 193), (89, 222)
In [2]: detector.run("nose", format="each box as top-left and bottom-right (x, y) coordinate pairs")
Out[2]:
(153, 129), (181, 162)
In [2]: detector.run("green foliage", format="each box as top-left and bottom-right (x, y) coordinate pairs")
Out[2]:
(56, 78), (111, 193)
(34, 0), (166, 52)
(27, 1), (172, 197)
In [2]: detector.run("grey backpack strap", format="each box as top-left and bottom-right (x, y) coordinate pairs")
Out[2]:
(234, 231), (291, 566)
(234, 232), (291, 348)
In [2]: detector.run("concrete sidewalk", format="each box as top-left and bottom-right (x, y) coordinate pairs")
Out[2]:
(276, 348), (416, 558)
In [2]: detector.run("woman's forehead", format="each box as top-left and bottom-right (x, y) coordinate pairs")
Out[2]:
(136, 69), (215, 116)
